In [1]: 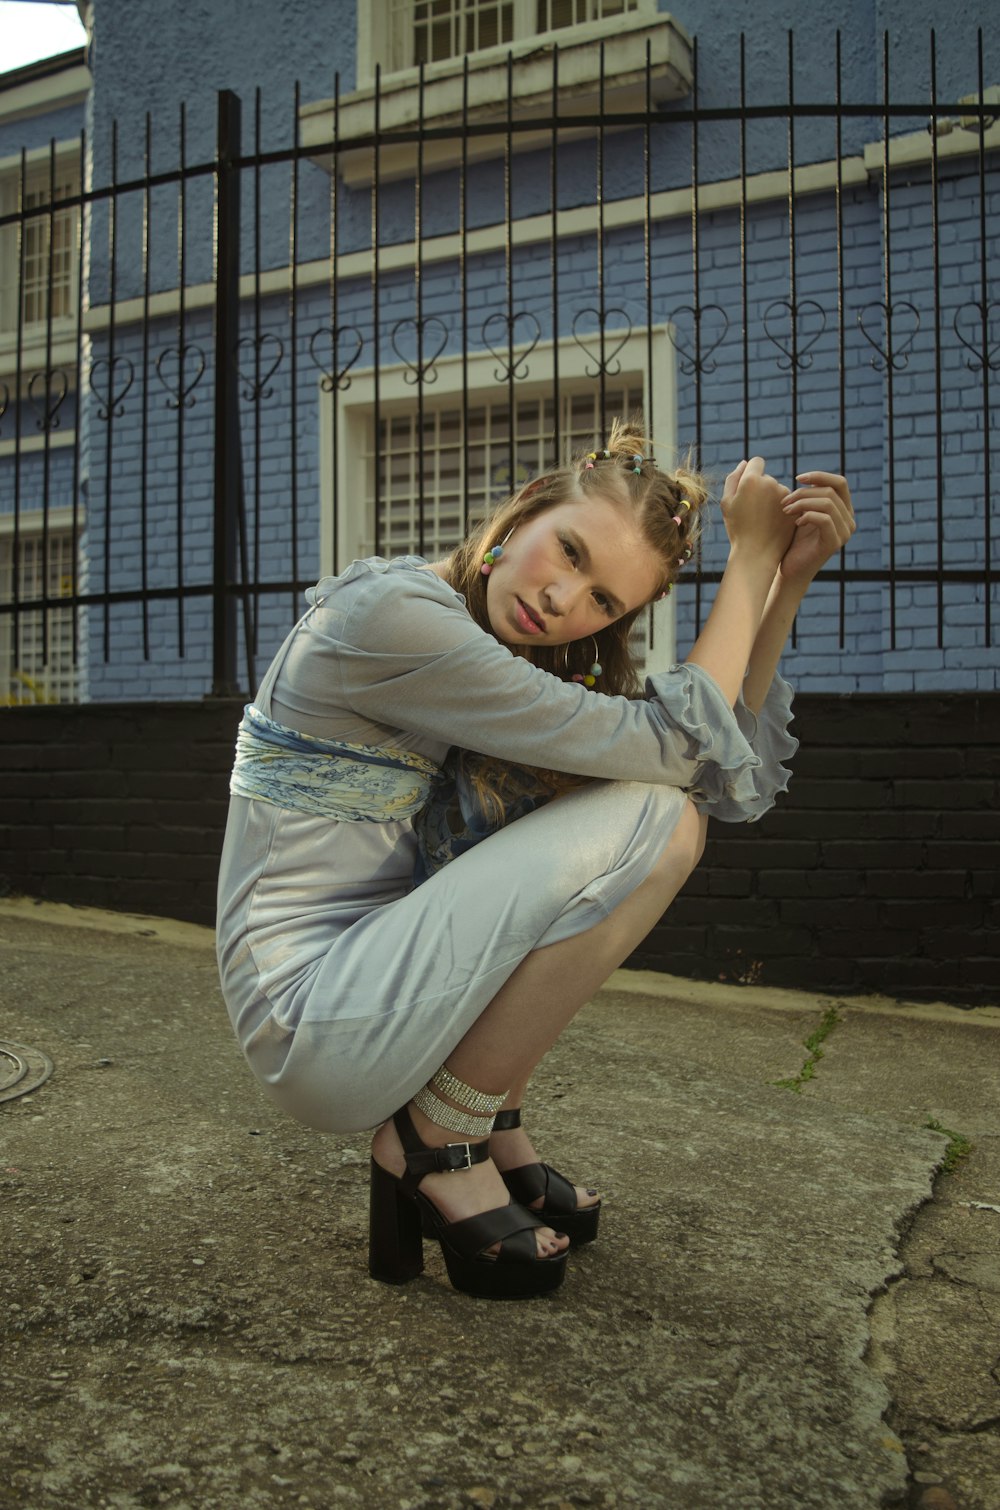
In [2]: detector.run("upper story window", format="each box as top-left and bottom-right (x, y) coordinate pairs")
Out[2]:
(367, 0), (649, 79)
(0, 159), (80, 336)
(397, 0), (639, 69)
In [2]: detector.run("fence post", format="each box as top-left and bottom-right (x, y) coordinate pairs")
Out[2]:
(211, 89), (242, 696)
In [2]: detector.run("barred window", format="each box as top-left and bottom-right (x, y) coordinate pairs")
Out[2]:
(0, 525), (79, 705)
(385, 0), (640, 71)
(0, 166), (80, 334)
(367, 382), (643, 559)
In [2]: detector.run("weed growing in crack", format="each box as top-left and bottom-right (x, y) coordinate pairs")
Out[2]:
(773, 1005), (842, 1094)
(924, 1117), (972, 1173)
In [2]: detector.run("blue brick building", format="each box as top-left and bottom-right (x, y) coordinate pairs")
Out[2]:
(1, 0), (997, 704)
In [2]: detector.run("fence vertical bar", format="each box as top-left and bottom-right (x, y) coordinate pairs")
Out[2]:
(70, 125), (86, 671)
(930, 33), (944, 650)
(550, 46), (560, 465)
(212, 88), (242, 696)
(881, 32), (897, 649)
(596, 41), (607, 423)
(252, 87), (263, 647)
(289, 81), (301, 618)
(739, 34), (749, 461)
(40, 135), (57, 668)
(11, 150), (26, 677)
(372, 67), (382, 559)
(690, 37), (703, 633)
(974, 28), (992, 646)
(460, 56), (470, 537)
(329, 71), (341, 572)
(140, 112), (152, 660)
(102, 120), (118, 664)
(175, 103), (187, 657)
(835, 31), (847, 647)
(415, 62), (426, 557)
(504, 51), (515, 491)
(643, 38), (654, 650)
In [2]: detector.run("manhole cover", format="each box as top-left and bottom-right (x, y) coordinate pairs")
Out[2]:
(0, 1041), (54, 1103)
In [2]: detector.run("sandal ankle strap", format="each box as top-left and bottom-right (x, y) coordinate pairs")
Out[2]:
(492, 1108), (522, 1132)
(393, 1105), (491, 1192)
(404, 1140), (491, 1178)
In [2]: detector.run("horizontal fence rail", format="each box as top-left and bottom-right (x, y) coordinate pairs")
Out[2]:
(0, 26), (996, 704)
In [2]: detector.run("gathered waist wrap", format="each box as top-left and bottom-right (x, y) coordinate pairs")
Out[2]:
(230, 704), (440, 823)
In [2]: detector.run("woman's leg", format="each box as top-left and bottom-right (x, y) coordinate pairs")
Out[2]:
(372, 800), (707, 1253)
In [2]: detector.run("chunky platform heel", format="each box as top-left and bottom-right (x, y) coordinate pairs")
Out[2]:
(492, 1108), (601, 1247)
(368, 1106), (568, 1299)
(368, 1157), (424, 1284)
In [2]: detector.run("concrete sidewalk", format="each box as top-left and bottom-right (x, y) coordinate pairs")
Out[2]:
(1, 897), (998, 1510)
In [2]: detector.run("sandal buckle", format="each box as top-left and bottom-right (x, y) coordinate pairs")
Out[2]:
(439, 1142), (474, 1172)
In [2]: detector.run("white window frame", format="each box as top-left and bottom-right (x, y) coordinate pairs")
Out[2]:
(318, 322), (680, 669)
(0, 143), (81, 345)
(363, 0), (656, 78)
(0, 504), (81, 706)
(302, 5), (691, 187)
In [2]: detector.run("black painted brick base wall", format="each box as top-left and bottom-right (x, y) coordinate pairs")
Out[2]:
(1, 694), (996, 1004)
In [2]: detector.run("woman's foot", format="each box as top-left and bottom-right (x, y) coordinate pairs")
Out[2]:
(370, 1108), (569, 1260)
(489, 1118), (600, 1214)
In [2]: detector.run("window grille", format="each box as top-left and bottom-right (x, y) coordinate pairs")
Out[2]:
(367, 382), (642, 558)
(0, 529), (79, 705)
(0, 169), (79, 332)
(389, 0), (638, 68)
(364, 380), (653, 667)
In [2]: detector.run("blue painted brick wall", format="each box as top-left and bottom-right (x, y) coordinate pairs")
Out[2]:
(2, 1), (996, 700)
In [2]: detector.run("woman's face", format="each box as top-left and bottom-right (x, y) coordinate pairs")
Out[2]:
(485, 493), (661, 648)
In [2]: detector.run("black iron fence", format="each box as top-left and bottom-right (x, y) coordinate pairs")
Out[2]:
(0, 27), (996, 703)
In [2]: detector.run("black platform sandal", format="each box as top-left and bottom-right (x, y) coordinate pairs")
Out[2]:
(368, 1106), (569, 1299)
(492, 1108), (601, 1247)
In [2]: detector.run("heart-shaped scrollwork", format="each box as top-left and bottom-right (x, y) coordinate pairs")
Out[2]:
(953, 300), (1000, 374)
(308, 325), (363, 393)
(666, 304), (729, 376)
(571, 308), (632, 378)
(27, 368), (69, 432)
(390, 316), (449, 386)
(481, 311), (541, 383)
(155, 342), (207, 408)
(237, 333), (284, 402)
(762, 299), (827, 371)
(89, 354), (135, 420)
(856, 301), (920, 372)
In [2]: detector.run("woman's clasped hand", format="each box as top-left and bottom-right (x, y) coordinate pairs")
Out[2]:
(720, 455), (856, 579)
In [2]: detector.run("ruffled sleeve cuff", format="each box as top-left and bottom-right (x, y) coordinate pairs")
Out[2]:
(645, 662), (798, 824)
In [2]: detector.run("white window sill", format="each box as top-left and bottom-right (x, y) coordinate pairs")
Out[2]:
(300, 13), (692, 188)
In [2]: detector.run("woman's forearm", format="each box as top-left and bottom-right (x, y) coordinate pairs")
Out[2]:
(684, 546), (780, 707)
(741, 572), (808, 714)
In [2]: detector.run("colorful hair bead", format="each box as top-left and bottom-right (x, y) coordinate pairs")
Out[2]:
(678, 498), (692, 512)
(672, 515), (682, 526)
(481, 544), (504, 576)
(632, 453), (644, 474)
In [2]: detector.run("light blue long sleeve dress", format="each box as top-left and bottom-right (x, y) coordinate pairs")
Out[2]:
(216, 557), (798, 1134)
